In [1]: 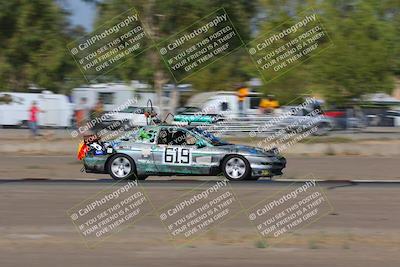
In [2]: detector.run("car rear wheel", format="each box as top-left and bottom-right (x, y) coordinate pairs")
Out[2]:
(108, 154), (136, 180)
(222, 155), (251, 181)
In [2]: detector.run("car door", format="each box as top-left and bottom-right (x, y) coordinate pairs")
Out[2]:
(151, 127), (197, 175)
(124, 126), (159, 176)
(188, 129), (222, 175)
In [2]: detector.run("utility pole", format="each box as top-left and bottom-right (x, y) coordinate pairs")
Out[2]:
(144, 0), (168, 119)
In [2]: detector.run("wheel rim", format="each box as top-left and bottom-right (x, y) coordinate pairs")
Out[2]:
(111, 157), (131, 178)
(225, 157), (246, 179)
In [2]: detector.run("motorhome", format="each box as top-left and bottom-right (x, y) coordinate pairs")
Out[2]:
(0, 91), (73, 127)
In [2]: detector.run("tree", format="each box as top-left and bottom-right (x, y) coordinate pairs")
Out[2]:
(0, 0), (84, 93)
(255, 0), (398, 105)
(310, 0), (396, 104)
(92, 0), (257, 89)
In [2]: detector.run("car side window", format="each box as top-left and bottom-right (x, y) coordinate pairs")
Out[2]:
(157, 128), (197, 146)
(158, 128), (171, 145)
(184, 131), (197, 146)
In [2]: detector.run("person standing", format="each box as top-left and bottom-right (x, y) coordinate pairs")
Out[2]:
(28, 101), (43, 137)
(75, 98), (89, 129)
(92, 99), (104, 121)
(92, 99), (104, 135)
(236, 85), (249, 117)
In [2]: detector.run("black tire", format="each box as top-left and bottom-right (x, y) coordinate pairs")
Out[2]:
(107, 154), (137, 180)
(222, 155), (251, 181)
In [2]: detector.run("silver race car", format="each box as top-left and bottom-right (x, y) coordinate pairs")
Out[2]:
(81, 125), (286, 181)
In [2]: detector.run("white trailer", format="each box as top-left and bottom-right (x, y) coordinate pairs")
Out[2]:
(71, 81), (158, 112)
(0, 91), (73, 127)
(187, 91), (263, 118)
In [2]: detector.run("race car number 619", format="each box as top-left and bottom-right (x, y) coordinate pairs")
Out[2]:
(163, 147), (191, 165)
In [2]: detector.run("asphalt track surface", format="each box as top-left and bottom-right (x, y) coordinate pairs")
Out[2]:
(1, 152), (399, 266)
(1, 178), (400, 267)
(2, 155), (399, 181)
(1, 177), (400, 186)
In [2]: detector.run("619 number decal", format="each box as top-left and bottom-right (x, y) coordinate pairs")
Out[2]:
(163, 147), (191, 165)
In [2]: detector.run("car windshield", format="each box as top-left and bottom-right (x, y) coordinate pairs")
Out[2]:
(191, 128), (229, 146)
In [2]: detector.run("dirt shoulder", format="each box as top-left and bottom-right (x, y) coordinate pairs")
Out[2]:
(2, 135), (400, 156)
(2, 128), (400, 156)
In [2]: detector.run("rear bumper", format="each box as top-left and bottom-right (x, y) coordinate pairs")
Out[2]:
(83, 155), (108, 173)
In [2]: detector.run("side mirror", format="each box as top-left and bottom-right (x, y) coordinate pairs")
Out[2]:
(195, 139), (207, 148)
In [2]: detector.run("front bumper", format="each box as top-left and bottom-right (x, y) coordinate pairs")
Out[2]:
(248, 155), (286, 177)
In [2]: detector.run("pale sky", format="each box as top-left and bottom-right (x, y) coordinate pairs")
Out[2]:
(59, 0), (97, 31)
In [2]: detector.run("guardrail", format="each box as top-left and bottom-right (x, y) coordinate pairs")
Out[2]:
(182, 115), (333, 136)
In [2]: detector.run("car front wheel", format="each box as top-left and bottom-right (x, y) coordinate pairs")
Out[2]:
(222, 155), (251, 181)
